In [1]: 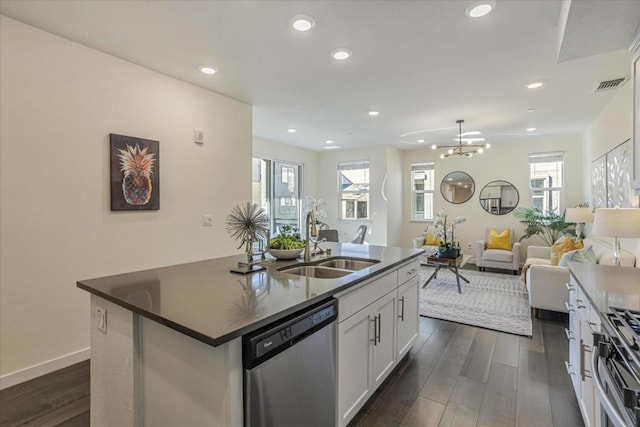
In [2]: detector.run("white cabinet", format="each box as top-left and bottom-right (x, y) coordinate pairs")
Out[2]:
(336, 258), (420, 427)
(568, 275), (601, 427)
(396, 277), (419, 360)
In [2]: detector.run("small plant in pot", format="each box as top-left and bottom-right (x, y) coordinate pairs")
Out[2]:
(426, 209), (466, 259)
(268, 225), (306, 260)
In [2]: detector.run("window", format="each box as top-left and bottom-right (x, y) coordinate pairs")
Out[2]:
(252, 158), (302, 234)
(410, 163), (435, 220)
(529, 152), (564, 213)
(338, 161), (369, 220)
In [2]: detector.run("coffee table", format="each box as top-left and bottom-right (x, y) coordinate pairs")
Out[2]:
(421, 254), (471, 293)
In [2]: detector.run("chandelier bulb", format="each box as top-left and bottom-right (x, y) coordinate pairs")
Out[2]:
(485, 143), (490, 148)
(431, 144), (437, 150)
(440, 153), (445, 159)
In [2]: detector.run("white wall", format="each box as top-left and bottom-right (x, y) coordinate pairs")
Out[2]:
(0, 17), (252, 380)
(317, 146), (389, 245)
(386, 147), (403, 247)
(402, 137), (584, 262)
(252, 136), (319, 201)
(582, 83), (640, 261)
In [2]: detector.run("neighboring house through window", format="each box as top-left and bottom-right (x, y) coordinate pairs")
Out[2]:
(338, 160), (370, 220)
(410, 162), (435, 220)
(529, 152), (564, 213)
(252, 158), (302, 234)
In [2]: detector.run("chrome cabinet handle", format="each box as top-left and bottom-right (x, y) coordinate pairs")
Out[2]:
(565, 302), (575, 312)
(564, 328), (574, 341)
(565, 361), (574, 376)
(376, 314), (381, 344)
(398, 297), (405, 321)
(565, 282), (575, 291)
(580, 343), (593, 380)
(370, 317), (377, 346)
(576, 299), (586, 309)
(592, 344), (629, 427)
(407, 268), (417, 276)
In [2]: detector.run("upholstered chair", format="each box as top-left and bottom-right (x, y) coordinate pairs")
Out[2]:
(475, 228), (521, 274)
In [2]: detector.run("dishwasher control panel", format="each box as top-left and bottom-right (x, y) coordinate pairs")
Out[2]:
(243, 299), (338, 367)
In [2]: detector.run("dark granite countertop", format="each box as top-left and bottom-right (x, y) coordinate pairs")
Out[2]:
(569, 262), (640, 324)
(77, 242), (423, 347)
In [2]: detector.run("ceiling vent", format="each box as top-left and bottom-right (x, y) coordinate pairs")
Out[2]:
(592, 77), (628, 92)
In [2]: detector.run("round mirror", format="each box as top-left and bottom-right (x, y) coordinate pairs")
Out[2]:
(479, 180), (519, 215)
(440, 171), (475, 204)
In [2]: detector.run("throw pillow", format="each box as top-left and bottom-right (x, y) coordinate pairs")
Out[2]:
(425, 233), (442, 246)
(551, 238), (583, 266)
(559, 246), (597, 267)
(487, 228), (511, 251)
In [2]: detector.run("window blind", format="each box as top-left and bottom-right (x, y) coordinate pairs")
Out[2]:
(529, 152), (563, 164)
(338, 160), (369, 171)
(411, 162), (434, 171)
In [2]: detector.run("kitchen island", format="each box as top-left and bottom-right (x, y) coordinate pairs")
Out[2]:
(77, 242), (423, 426)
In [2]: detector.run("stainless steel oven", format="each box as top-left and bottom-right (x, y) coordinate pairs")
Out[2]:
(593, 307), (640, 427)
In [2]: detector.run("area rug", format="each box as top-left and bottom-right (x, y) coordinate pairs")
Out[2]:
(419, 267), (532, 336)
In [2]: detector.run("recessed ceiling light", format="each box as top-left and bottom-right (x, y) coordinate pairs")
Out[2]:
(324, 146), (340, 150)
(287, 128), (297, 133)
(526, 81), (544, 89)
(527, 108), (536, 113)
(465, 0), (496, 18)
(417, 139), (425, 143)
(325, 140), (333, 144)
(368, 111), (380, 116)
(331, 48), (352, 60)
(199, 66), (218, 75)
(291, 15), (315, 31)
(526, 127), (537, 132)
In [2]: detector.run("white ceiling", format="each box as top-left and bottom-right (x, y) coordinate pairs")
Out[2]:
(0, 0), (636, 151)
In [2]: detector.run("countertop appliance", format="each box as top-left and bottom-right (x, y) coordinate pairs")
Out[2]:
(593, 306), (640, 427)
(243, 298), (338, 427)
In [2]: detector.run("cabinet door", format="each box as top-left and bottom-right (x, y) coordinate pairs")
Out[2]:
(337, 308), (373, 427)
(371, 291), (397, 388)
(396, 277), (419, 360)
(568, 278), (581, 399)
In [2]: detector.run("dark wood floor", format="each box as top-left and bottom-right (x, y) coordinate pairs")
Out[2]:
(0, 314), (581, 427)
(349, 314), (584, 427)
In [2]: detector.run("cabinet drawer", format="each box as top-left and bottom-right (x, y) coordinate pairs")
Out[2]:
(397, 260), (420, 285)
(338, 271), (397, 322)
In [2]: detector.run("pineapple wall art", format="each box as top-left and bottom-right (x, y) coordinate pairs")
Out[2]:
(110, 134), (159, 210)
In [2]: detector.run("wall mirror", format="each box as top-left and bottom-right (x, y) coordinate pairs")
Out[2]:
(479, 180), (519, 215)
(440, 171), (475, 204)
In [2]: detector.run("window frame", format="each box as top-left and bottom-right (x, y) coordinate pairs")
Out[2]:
(338, 160), (370, 221)
(528, 152), (564, 214)
(410, 162), (435, 221)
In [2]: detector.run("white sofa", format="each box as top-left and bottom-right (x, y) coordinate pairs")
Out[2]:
(525, 237), (636, 315)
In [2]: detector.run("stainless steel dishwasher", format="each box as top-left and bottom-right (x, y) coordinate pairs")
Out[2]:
(243, 299), (338, 427)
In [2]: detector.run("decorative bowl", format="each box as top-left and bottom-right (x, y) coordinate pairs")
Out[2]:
(268, 248), (304, 260)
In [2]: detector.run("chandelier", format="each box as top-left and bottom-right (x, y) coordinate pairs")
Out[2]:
(431, 119), (490, 159)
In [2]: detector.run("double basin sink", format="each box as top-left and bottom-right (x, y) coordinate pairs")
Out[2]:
(278, 257), (380, 279)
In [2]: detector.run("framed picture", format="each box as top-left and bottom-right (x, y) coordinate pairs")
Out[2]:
(110, 134), (159, 211)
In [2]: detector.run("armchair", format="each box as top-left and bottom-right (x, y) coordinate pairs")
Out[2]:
(475, 228), (520, 274)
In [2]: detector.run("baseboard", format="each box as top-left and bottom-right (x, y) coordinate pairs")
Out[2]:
(0, 347), (90, 390)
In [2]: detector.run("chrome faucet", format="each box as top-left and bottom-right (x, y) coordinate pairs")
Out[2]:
(304, 211), (316, 262)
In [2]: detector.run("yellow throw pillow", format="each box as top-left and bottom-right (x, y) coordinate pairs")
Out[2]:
(550, 238), (584, 266)
(425, 233), (442, 246)
(487, 228), (512, 251)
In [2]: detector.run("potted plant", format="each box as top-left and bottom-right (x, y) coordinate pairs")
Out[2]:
(513, 207), (576, 246)
(426, 209), (466, 258)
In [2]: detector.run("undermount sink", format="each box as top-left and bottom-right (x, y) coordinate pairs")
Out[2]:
(277, 257), (380, 279)
(316, 258), (379, 271)
(278, 265), (354, 279)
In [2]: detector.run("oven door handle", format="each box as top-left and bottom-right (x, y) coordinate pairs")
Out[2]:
(592, 344), (630, 427)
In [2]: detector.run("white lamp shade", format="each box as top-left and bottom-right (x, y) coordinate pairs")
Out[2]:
(592, 208), (640, 238)
(565, 207), (593, 223)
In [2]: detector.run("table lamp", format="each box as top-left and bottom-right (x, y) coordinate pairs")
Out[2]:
(565, 207), (593, 239)
(592, 208), (640, 266)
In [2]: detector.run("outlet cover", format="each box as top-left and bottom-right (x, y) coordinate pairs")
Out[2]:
(194, 130), (205, 144)
(203, 215), (213, 226)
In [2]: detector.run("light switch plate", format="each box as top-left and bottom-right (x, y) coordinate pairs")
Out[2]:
(96, 307), (107, 333)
